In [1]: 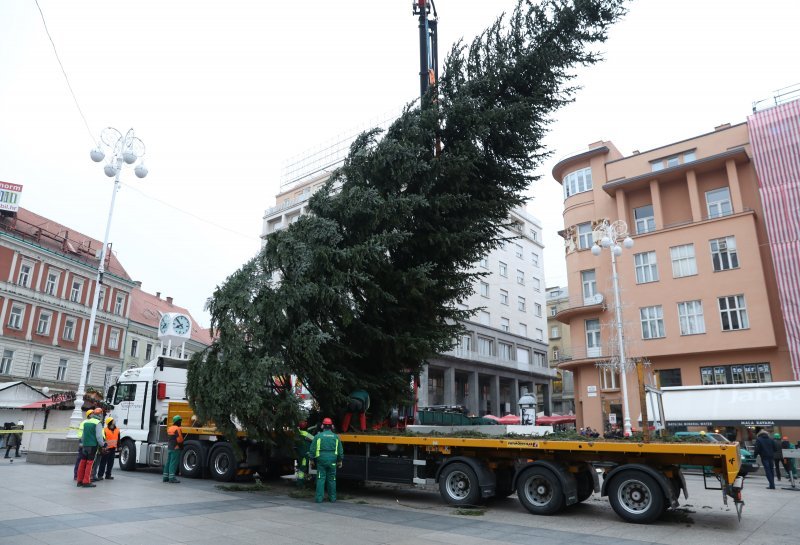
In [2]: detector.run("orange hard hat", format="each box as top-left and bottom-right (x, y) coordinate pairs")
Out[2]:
(93, 408), (103, 414)
(322, 417), (333, 426)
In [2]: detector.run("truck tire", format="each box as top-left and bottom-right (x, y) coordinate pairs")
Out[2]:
(209, 444), (237, 482)
(517, 466), (564, 515)
(576, 469), (594, 503)
(439, 462), (481, 506)
(607, 470), (665, 524)
(119, 439), (137, 471)
(180, 442), (204, 479)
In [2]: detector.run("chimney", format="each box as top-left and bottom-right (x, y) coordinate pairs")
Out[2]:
(631, 150), (640, 155)
(588, 140), (604, 149)
(167, 297), (173, 305)
(714, 123), (731, 131)
(134, 280), (142, 288)
(155, 292), (161, 299)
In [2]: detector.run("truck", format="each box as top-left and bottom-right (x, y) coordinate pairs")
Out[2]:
(105, 355), (294, 482)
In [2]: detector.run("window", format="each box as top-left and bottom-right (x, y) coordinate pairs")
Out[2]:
(670, 244), (697, 278)
(480, 281), (490, 298)
(684, 151), (696, 162)
(657, 369), (682, 387)
(480, 256), (488, 269)
(114, 294), (125, 315)
(499, 261), (508, 277)
(130, 339), (139, 357)
(57, 358), (68, 381)
(145, 344), (153, 360)
(640, 305), (665, 339)
(113, 383), (138, 404)
(70, 279), (83, 303)
(634, 251), (659, 284)
(500, 317), (510, 332)
(710, 236), (739, 271)
(534, 303), (542, 317)
(719, 295), (749, 331)
(581, 270), (597, 303)
(36, 312), (51, 335)
(516, 347), (531, 364)
(550, 326), (560, 339)
(515, 244), (523, 258)
(534, 352), (546, 367)
(477, 337), (493, 356)
(531, 251), (539, 267)
(677, 300), (705, 335)
(634, 205), (655, 234)
(585, 319), (601, 357)
(516, 270), (525, 285)
(63, 317), (76, 341)
(104, 366), (114, 392)
(666, 156), (680, 168)
(706, 187), (732, 218)
(45, 271), (59, 296)
(552, 347), (560, 361)
(0, 350), (12, 375)
(532, 231), (538, 242)
(562, 167), (593, 198)
(535, 328), (544, 341)
(701, 366), (729, 385)
(532, 277), (541, 292)
(92, 325), (100, 346)
(18, 262), (33, 287)
(498, 342), (512, 360)
(550, 306), (557, 317)
(577, 222), (593, 250)
(109, 329), (120, 350)
(459, 335), (471, 352)
(702, 363), (771, 385)
(97, 286), (106, 310)
(651, 160), (665, 172)
(518, 323), (527, 336)
(8, 305), (24, 330)
(500, 289), (509, 305)
(479, 311), (490, 326)
(517, 296), (526, 312)
(30, 354), (42, 377)
(601, 367), (617, 390)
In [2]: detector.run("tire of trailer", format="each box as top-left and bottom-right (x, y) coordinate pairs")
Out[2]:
(439, 462), (482, 506)
(576, 470), (595, 503)
(209, 444), (238, 482)
(517, 466), (564, 516)
(118, 439), (137, 471)
(607, 470), (665, 524)
(180, 442), (204, 479)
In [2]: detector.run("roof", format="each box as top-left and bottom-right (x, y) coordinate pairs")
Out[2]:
(129, 288), (213, 345)
(0, 208), (131, 281)
(0, 381), (24, 391)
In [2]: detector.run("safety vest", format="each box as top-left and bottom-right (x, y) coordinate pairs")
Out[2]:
(82, 418), (101, 447)
(76, 419), (90, 440)
(104, 427), (120, 449)
(167, 425), (184, 450)
(312, 430), (342, 459)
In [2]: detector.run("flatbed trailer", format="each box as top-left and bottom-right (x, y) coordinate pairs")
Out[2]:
(335, 432), (746, 524)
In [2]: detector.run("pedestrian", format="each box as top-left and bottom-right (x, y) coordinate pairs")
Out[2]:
(772, 433), (783, 482)
(163, 415), (183, 483)
(294, 421), (314, 488)
(4, 421), (23, 458)
(753, 429), (776, 489)
(309, 417), (343, 503)
(74, 410), (94, 480)
(341, 389), (370, 432)
(96, 417), (119, 480)
(780, 436), (796, 479)
(76, 410), (104, 488)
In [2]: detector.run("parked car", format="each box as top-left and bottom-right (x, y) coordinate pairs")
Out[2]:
(675, 431), (759, 475)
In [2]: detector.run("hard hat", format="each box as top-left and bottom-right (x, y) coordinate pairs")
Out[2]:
(699, 430), (706, 435)
(93, 408), (103, 414)
(105, 417), (114, 425)
(774, 433), (781, 439)
(17, 421), (23, 426)
(322, 417), (333, 426)
(172, 415), (182, 423)
(86, 410), (93, 418)
(784, 436), (789, 441)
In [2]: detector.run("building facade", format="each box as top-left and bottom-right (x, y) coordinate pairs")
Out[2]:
(546, 286), (574, 414)
(553, 122), (793, 438)
(0, 208), (135, 394)
(263, 175), (553, 418)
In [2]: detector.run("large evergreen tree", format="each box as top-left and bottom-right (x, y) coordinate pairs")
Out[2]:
(187, 0), (626, 440)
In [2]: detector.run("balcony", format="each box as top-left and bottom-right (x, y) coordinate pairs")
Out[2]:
(440, 346), (556, 379)
(265, 191), (313, 217)
(553, 346), (610, 370)
(554, 293), (605, 324)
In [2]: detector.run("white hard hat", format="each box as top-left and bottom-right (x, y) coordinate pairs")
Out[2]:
(17, 421), (23, 426)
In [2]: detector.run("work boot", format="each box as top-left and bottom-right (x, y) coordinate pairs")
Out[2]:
(168, 478), (180, 483)
(105, 476), (114, 480)
(83, 483), (97, 488)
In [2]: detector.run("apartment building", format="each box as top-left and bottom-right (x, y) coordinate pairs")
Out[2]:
(553, 122), (794, 437)
(546, 286), (574, 414)
(0, 208), (135, 394)
(263, 174), (553, 417)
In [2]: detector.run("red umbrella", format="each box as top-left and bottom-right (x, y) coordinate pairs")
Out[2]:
(498, 414), (521, 425)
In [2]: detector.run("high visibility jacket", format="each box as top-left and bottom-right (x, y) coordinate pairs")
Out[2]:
(309, 430), (343, 463)
(295, 429), (313, 459)
(104, 427), (120, 449)
(76, 419), (90, 441)
(167, 425), (184, 450)
(81, 417), (104, 448)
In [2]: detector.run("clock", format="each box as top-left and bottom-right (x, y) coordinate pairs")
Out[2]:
(173, 315), (191, 335)
(159, 314), (171, 334)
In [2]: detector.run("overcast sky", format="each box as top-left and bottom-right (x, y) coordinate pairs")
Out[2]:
(1, 0), (798, 327)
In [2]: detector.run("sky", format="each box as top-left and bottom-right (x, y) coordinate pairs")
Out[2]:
(1, 0), (798, 328)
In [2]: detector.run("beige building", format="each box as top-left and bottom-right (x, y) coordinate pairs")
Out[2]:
(546, 286), (573, 414)
(553, 122), (794, 439)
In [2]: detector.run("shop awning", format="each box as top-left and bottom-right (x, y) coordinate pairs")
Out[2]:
(20, 399), (61, 409)
(536, 414), (576, 425)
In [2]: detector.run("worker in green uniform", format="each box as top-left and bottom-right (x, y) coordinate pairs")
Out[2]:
(309, 417), (343, 503)
(294, 421), (314, 487)
(341, 389), (370, 432)
(163, 415), (183, 483)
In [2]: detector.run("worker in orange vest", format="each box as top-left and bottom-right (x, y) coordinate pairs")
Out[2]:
(96, 417), (120, 480)
(163, 415), (183, 483)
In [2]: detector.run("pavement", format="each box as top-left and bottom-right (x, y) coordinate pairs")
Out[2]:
(1, 458), (800, 545)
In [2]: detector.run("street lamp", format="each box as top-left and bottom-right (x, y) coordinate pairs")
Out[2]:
(67, 128), (147, 437)
(591, 219), (634, 437)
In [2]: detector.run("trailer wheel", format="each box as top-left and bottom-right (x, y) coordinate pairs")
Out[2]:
(180, 442), (204, 479)
(209, 444), (237, 482)
(118, 439), (137, 471)
(439, 462), (481, 506)
(576, 470), (594, 503)
(608, 470), (665, 524)
(517, 467), (564, 515)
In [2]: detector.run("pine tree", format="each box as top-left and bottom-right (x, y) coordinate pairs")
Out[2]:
(187, 0), (626, 439)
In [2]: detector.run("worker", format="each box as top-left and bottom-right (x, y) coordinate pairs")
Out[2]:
(4, 421), (23, 459)
(781, 435), (796, 480)
(163, 415), (184, 483)
(773, 433), (784, 482)
(294, 421), (314, 487)
(309, 417), (343, 503)
(76, 409), (104, 488)
(96, 417), (120, 480)
(341, 389), (370, 432)
(73, 409), (94, 480)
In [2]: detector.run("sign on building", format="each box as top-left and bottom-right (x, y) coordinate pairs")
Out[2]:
(0, 182), (23, 212)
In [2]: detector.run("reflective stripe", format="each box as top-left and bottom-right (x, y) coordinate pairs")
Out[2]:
(335, 439), (339, 455)
(315, 437), (321, 457)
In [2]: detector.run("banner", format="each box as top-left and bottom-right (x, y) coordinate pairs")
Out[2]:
(0, 181), (23, 212)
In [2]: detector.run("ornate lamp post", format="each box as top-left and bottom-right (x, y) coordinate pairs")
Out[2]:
(67, 128), (148, 437)
(591, 220), (634, 437)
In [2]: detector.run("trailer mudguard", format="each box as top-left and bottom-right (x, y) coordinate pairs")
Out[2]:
(601, 463), (679, 508)
(435, 456), (497, 499)
(513, 460), (579, 506)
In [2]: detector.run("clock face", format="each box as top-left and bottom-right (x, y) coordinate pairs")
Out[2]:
(159, 315), (170, 334)
(173, 315), (191, 335)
